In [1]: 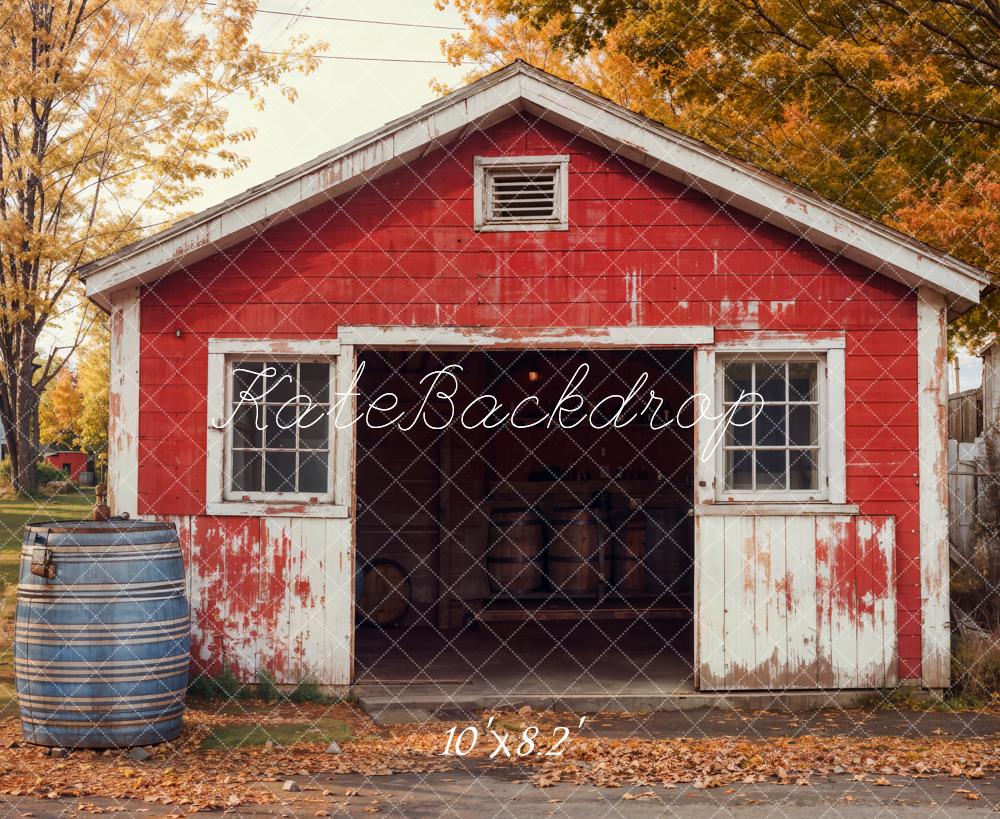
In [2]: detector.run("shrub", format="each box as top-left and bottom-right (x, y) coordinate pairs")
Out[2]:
(256, 668), (283, 703)
(187, 664), (249, 700)
(0, 458), (74, 487)
(188, 663), (333, 704)
(36, 461), (67, 485)
(256, 668), (333, 704)
(287, 679), (333, 704)
(0, 458), (69, 486)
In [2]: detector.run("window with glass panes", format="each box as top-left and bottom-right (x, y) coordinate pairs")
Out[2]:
(228, 361), (332, 496)
(721, 358), (821, 493)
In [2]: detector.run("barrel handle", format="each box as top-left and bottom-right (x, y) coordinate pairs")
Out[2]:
(29, 531), (56, 580)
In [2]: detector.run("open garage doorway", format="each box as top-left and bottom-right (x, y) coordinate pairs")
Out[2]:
(351, 347), (695, 708)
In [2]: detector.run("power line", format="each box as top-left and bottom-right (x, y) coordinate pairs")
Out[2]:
(263, 50), (472, 65)
(205, 2), (465, 31)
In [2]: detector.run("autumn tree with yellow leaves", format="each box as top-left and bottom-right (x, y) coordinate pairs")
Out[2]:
(74, 316), (110, 460)
(37, 317), (108, 460)
(437, 0), (999, 345)
(38, 366), (82, 451)
(0, 1), (321, 493)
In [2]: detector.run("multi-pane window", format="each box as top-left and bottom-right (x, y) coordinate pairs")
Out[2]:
(228, 361), (332, 496)
(721, 358), (821, 494)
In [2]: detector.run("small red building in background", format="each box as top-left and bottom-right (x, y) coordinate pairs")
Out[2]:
(42, 450), (90, 482)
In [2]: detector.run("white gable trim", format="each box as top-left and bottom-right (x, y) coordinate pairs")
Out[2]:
(81, 62), (989, 312)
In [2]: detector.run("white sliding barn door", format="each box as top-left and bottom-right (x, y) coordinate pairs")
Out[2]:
(696, 514), (896, 690)
(262, 516), (354, 685)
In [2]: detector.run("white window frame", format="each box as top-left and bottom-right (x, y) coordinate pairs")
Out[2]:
(714, 353), (828, 501)
(206, 338), (350, 517)
(474, 155), (569, 232)
(694, 334), (847, 507)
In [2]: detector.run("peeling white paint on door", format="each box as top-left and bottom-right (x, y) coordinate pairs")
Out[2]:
(697, 513), (896, 690)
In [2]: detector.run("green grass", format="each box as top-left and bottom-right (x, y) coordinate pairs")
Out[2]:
(256, 669), (337, 704)
(200, 718), (352, 750)
(0, 488), (95, 552)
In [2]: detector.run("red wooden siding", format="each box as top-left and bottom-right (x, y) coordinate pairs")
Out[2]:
(137, 114), (921, 680)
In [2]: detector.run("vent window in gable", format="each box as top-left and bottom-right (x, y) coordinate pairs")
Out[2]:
(474, 155), (569, 232)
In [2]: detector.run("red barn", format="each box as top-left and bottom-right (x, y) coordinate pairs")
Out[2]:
(42, 450), (89, 482)
(82, 63), (990, 705)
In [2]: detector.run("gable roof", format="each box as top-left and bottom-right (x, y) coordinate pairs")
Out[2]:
(81, 60), (991, 315)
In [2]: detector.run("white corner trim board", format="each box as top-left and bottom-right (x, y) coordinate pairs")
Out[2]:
(333, 344), (357, 510)
(108, 286), (140, 518)
(693, 348), (716, 508)
(80, 62), (989, 313)
(917, 287), (951, 689)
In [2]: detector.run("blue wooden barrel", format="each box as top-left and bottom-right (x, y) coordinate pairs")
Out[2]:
(15, 519), (190, 748)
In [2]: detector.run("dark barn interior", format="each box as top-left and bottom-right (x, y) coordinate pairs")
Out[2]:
(353, 348), (696, 699)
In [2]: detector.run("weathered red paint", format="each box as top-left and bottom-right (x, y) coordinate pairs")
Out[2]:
(829, 518), (858, 619)
(294, 577), (311, 600)
(856, 518), (893, 616)
(136, 114), (924, 681)
(260, 522), (292, 678)
(775, 573), (795, 613)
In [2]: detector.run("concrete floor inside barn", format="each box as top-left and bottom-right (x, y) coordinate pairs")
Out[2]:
(352, 618), (694, 714)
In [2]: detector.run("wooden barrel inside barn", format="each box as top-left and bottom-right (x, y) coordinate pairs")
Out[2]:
(487, 506), (544, 595)
(546, 506), (601, 596)
(15, 520), (190, 749)
(358, 560), (411, 626)
(645, 509), (693, 598)
(611, 515), (647, 594)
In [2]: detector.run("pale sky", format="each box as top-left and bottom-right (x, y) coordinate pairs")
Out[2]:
(190, 0), (469, 210)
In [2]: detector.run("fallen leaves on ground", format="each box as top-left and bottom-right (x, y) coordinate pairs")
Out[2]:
(512, 732), (997, 791)
(0, 702), (442, 811)
(0, 706), (996, 809)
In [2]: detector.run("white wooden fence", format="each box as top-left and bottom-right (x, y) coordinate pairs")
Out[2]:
(948, 438), (984, 561)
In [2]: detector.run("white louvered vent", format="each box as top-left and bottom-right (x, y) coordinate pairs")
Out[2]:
(474, 155), (569, 232)
(488, 169), (557, 220)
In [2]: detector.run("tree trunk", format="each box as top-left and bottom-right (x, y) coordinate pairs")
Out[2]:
(13, 414), (38, 494)
(10, 352), (40, 495)
(2, 422), (15, 470)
